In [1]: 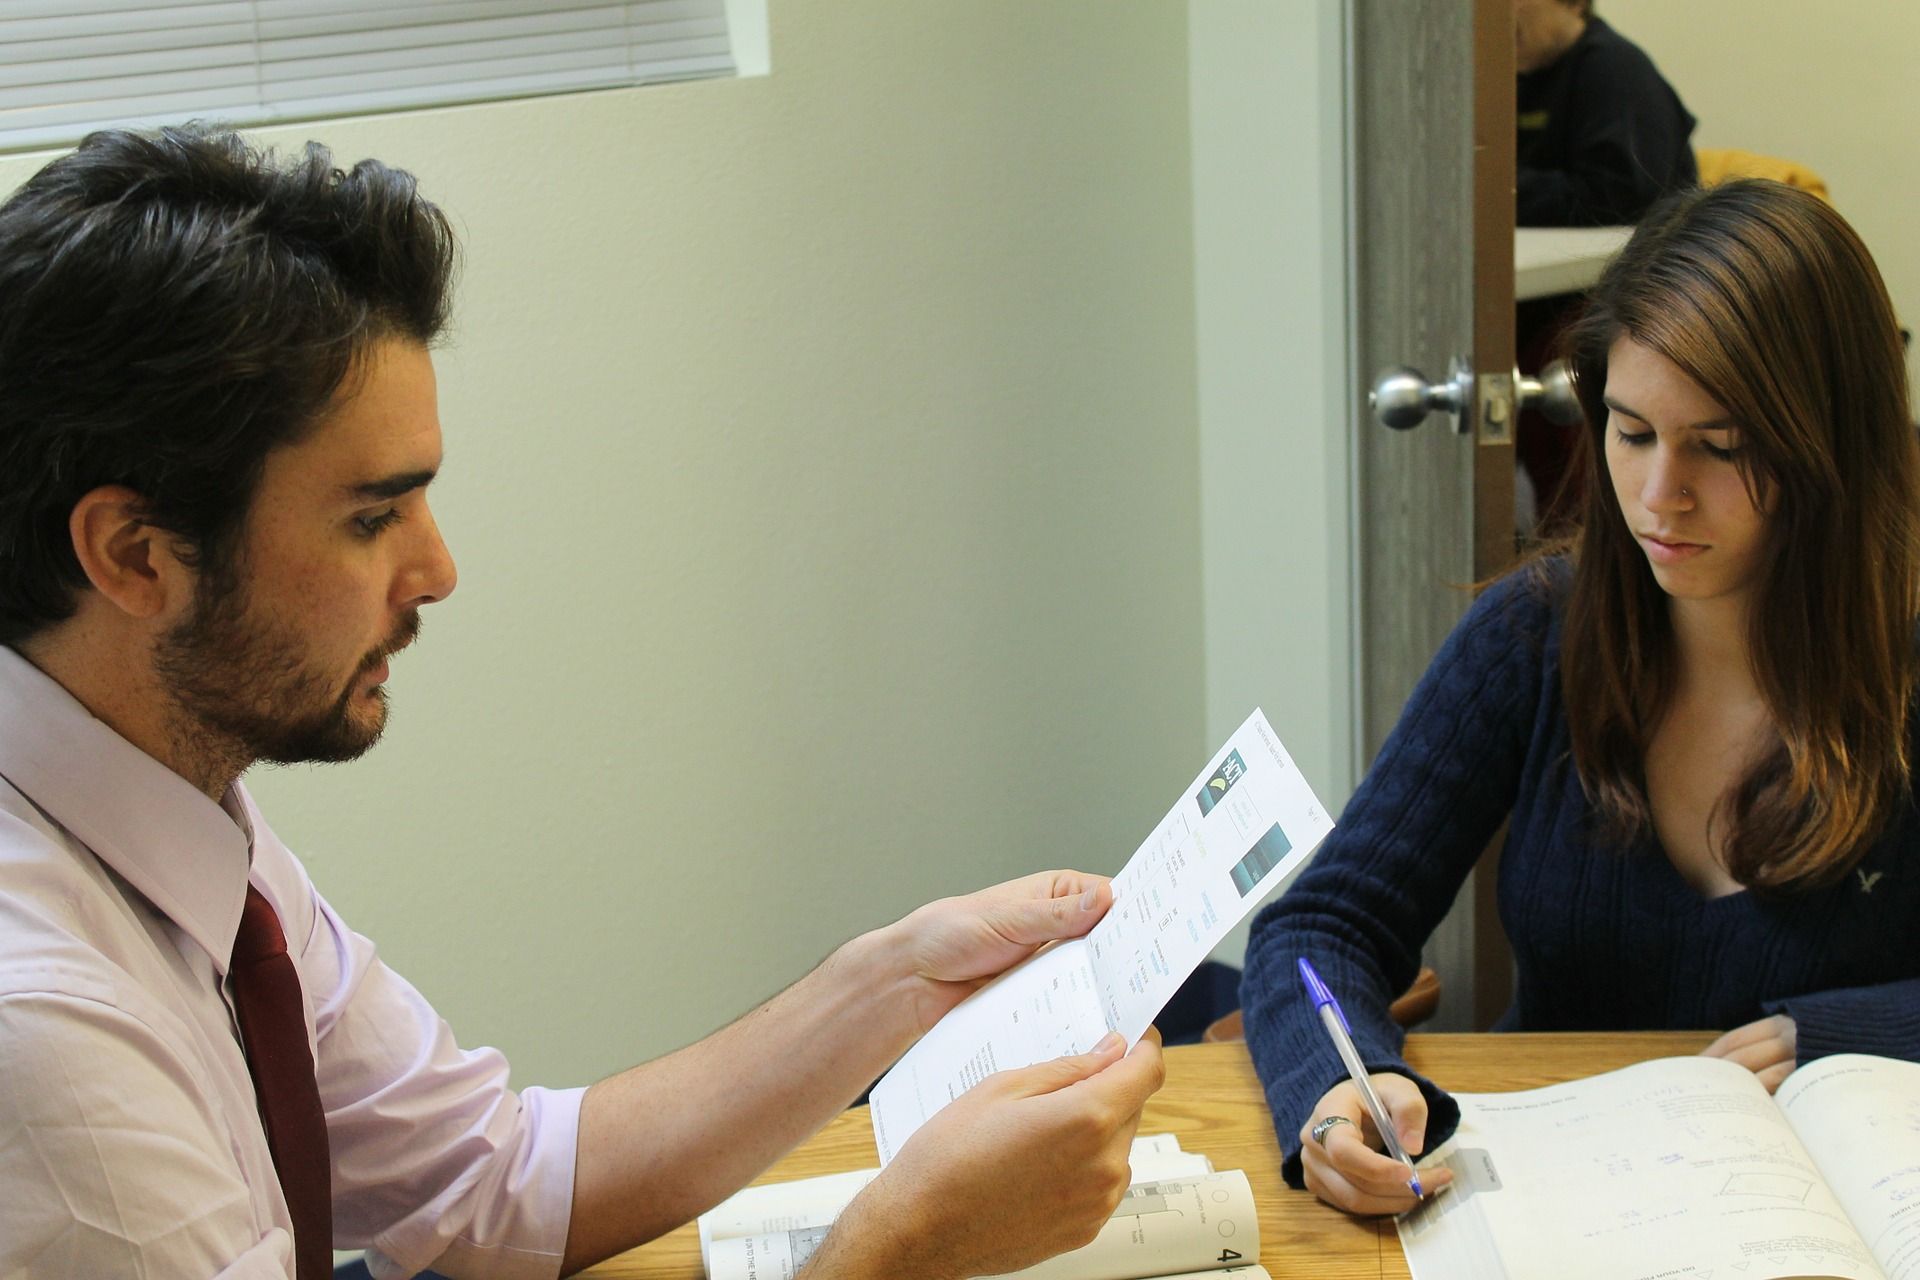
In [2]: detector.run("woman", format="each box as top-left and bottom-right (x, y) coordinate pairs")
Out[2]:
(1241, 180), (1920, 1215)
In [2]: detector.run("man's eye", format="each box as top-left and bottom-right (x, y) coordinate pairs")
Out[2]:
(354, 509), (403, 537)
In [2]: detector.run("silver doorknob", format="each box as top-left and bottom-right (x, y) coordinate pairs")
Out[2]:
(1370, 356), (1474, 433)
(1516, 358), (1581, 425)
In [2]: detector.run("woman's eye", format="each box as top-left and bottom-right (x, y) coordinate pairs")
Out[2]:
(1612, 426), (1654, 447)
(1702, 440), (1744, 462)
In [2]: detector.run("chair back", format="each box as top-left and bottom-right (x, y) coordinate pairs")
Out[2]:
(1695, 148), (1830, 202)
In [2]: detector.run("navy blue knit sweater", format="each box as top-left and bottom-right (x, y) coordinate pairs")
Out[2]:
(1241, 562), (1920, 1187)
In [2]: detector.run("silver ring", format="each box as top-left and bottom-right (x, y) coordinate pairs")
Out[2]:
(1311, 1115), (1355, 1145)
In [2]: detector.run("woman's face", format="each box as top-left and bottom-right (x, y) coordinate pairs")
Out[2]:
(1602, 337), (1770, 609)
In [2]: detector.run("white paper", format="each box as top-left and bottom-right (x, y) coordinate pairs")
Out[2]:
(1779, 1054), (1920, 1280)
(1397, 1056), (1884, 1280)
(985, 1170), (1260, 1280)
(869, 709), (1331, 1166)
(697, 1134), (1203, 1271)
(706, 1170), (1261, 1280)
(698, 1168), (879, 1272)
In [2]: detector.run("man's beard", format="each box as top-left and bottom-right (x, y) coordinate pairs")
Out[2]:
(154, 565), (420, 769)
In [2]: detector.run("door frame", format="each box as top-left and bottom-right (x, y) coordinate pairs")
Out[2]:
(1343, 0), (1517, 1030)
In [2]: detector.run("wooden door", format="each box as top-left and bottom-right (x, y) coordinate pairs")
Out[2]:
(1347, 0), (1517, 1030)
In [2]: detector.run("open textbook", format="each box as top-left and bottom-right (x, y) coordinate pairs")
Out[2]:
(1398, 1053), (1920, 1280)
(870, 708), (1333, 1165)
(698, 1133), (1272, 1280)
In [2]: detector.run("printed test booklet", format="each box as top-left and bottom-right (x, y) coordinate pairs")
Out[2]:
(869, 708), (1333, 1165)
(697, 1133), (1272, 1280)
(1397, 1052), (1920, 1280)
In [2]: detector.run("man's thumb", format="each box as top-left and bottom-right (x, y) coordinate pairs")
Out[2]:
(996, 1031), (1126, 1099)
(988, 884), (1110, 948)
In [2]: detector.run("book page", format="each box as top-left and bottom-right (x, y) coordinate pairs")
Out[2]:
(1397, 1055), (1883, 1280)
(987, 1171), (1259, 1280)
(705, 1170), (1259, 1280)
(1084, 709), (1332, 1044)
(1780, 1054), (1920, 1280)
(698, 1169), (878, 1271)
(870, 709), (1330, 1164)
(697, 1135), (1204, 1269)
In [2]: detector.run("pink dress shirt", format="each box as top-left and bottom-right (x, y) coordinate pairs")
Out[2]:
(0, 647), (582, 1278)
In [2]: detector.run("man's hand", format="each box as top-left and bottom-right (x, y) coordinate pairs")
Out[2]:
(1702, 1014), (1797, 1092)
(882, 870), (1114, 1035)
(805, 1029), (1166, 1280)
(1299, 1075), (1452, 1216)
(560, 870), (1127, 1274)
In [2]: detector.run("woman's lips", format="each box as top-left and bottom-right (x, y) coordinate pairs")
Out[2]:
(1640, 534), (1707, 564)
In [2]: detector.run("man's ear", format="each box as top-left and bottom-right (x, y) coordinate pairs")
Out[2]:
(67, 486), (193, 621)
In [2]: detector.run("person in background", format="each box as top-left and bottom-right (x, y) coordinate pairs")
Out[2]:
(1241, 181), (1920, 1215)
(0, 125), (1163, 1278)
(1516, 0), (1698, 226)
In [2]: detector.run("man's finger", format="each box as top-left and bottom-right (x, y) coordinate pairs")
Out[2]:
(1081, 1030), (1166, 1114)
(984, 881), (1112, 947)
(990, 1031), (1127, 1099)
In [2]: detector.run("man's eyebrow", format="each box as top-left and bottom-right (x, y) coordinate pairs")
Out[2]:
(344, 468), (437, 502)
(1600, 396), (1737, 432)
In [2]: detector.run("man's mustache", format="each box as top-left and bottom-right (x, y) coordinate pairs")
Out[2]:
(361, 611), (421, 673)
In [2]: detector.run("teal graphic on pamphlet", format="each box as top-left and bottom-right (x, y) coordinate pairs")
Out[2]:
(1196, 749), (1247, 816)
(1229, 824), (1293, 897)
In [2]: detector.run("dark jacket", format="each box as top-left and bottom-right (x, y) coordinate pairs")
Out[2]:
(1518, 17), (1698, 226)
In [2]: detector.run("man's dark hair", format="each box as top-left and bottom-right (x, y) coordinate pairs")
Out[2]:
(0, 124), (456, 646)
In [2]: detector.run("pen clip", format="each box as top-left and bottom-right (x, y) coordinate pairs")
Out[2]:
(1296, 956), (1352, 1035)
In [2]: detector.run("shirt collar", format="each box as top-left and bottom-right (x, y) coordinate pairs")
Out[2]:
(0, 645), (252, 974)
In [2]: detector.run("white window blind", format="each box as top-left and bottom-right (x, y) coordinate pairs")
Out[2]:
(0, 0), (736, 152)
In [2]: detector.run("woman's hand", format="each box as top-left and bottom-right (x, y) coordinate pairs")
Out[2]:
(1299, 1074), (1452, 1215)
(1701, 1014), (1798, 1092)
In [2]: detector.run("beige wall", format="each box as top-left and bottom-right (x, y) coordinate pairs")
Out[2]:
(0, 2), (1358, 1088)
(1604, 1), (1920, 393)
(1191, 0), (1353, 961)
(0, 3), (1207, 1088)
(272, 3), (1209, 1088)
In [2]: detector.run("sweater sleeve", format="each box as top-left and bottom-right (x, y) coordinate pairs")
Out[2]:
(1517, 39), (1697, 227)
(1765, 978), (1920, 1066)
(1241, 568), (1555, 1188)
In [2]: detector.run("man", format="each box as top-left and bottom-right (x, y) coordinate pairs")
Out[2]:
(1515, 0), (1697, 227)
(0, 127), (1163, 1278)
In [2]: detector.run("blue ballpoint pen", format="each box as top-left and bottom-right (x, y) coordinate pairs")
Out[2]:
(1298, 956), (1424, 1198)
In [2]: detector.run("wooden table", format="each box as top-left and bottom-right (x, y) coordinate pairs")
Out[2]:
(583, 1031), (1714, 1279)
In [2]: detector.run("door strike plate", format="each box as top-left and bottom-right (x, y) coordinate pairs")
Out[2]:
(1477, 372), (1514, 446)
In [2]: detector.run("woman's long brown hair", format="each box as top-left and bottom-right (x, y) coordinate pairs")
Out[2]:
(1559, 180), (1918, 890)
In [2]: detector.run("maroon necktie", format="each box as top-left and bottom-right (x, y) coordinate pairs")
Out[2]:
(230, 885), (334, 1280)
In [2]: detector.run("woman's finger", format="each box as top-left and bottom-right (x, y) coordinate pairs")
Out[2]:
(1302, 1142), (1424, 1216)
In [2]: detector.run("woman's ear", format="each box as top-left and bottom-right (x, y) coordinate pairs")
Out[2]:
(67, 486), (192, 621)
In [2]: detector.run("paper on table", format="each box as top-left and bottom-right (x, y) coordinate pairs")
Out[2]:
(1398, 1056), (1884, 1280)
(869, 709), (1331, 1166)
(1779, 1054), (1920, 1280)
(705, 1170), (1261, 1280)
(697, 1133), (1211, 1271)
